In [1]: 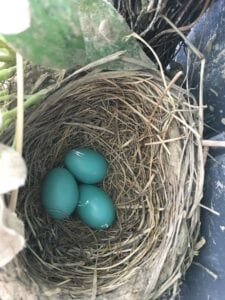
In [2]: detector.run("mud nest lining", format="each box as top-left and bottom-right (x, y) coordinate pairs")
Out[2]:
(2, 69), (203, 299)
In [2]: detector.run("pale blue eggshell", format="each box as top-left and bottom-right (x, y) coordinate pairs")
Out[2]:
(64, 148), (108, 184)
(41, 167), (79, 220)
(77, 184), (115, 229)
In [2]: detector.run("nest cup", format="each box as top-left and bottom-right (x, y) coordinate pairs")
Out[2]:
(2, 69), (203, 299)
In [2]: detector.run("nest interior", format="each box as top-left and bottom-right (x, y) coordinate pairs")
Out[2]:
(3, 69), (203, 299)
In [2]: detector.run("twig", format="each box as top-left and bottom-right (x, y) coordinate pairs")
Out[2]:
(9, 53), (24, 212)
(62, 51), (126, 85)
(91, 269), (97, 300)
(150, 0), (211, 44)
(162, 71), (183, 97)
(145, 135), (185, 146)
(140, 0), (163, 36)
(149, 70), (183, 119)
(199, 59), (205, 137)
(127, 32), (171, 99)
(194, 237), (206, 251)
(199, 204), (220, 216)
(194, 262), (218, 280)
(203, 146), (209, 165)
(202, 140), (225, 148)
(161, 16), (205, 137)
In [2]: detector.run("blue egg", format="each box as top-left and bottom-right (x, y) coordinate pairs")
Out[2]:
(41, 167), (79, 220)
(64, 148), (108, 184)
(77, 184), (115, 229)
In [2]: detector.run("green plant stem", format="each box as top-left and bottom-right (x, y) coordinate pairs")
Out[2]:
(0, 66), (16, 80)
(0, 90), (8, 97)
(0, 54), (16, 63)
(0, 94), (10, 102)
(0, 39), (14, 51)
(1, 88), (48, 130)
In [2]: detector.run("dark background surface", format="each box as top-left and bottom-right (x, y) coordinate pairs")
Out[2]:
(177, 0), (225, 299)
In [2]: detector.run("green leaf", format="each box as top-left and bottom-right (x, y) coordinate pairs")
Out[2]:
(3, 0), (149, 69)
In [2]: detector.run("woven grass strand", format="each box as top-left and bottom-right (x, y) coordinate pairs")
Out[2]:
(2, 69), (203, 299)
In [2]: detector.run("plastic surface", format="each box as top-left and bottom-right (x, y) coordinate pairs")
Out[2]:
(181, 152), (225, 300)
(177, 0), (225, 298)
(176, 0), (225, 138)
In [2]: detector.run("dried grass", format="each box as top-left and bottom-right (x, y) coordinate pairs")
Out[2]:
(113, 0), (211, 66)
(2, 68), (204, 299)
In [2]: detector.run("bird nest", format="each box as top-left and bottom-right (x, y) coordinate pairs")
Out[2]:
(2, 69), (204, 299)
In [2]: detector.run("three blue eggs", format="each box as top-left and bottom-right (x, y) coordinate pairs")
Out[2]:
(41, 148), (115, 229)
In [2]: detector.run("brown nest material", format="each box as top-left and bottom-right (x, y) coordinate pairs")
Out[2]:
(2, 69), (204, 299)
(112, 0), (212, 67)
